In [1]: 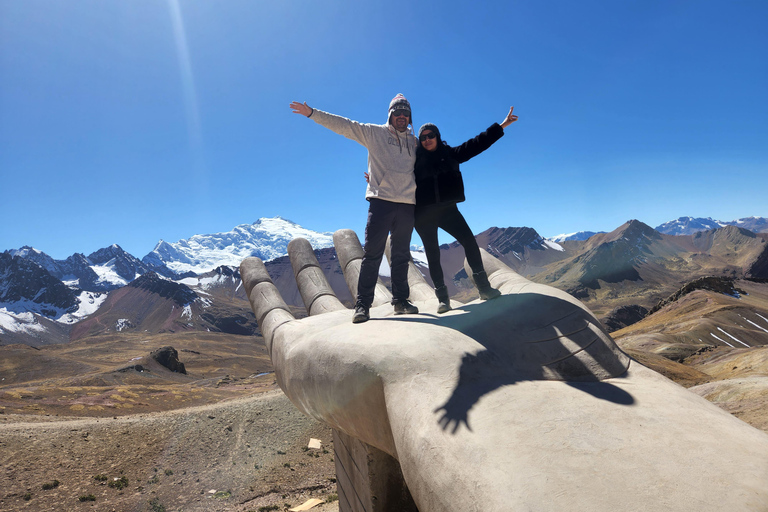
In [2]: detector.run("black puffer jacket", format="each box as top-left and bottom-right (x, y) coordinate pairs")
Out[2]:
(414, 123), (504, 207)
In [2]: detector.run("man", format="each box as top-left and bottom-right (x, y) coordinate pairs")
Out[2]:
(289, 94), (419, 323)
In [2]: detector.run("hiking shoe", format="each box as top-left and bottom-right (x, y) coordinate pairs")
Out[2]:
(352, 302), (370, 324)
(472, 271), (502, 301)
(393, 299), (419, 315)
(435, 285), (452, 314)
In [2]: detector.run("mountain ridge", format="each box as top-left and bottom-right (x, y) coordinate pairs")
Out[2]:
(3, 215), (768, 346)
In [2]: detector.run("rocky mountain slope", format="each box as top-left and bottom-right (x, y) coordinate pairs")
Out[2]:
(612, 278), (768, 432)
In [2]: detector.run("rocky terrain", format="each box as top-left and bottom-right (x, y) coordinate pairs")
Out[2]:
(0, 331), (340, 512)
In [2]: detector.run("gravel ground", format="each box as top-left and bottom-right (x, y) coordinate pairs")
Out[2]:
(0, 390), (340, 512)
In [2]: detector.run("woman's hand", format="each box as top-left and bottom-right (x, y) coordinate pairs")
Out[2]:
(500, 106), (518, 129)
(290, 101), (313, 117)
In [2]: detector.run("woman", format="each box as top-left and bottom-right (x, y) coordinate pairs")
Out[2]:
(414, 107), (518, 313)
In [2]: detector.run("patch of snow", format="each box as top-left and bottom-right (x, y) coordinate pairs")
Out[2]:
(743, 318), (768, 334)
(91, 263), (130, 287)
(182, 305), (192, 319)
(0, 309), (47, 335)
(411, 250), (428, 266)
(543, 240), (564, 252)
(58, 291), (108, 324)
(549, 232), (577, 242)
(198, 274), (229, 290)
(710, 332), (735, 348)
(115, 319), (132, 332)
(548, 231), (603, 242)
(716, 327), (749, 347)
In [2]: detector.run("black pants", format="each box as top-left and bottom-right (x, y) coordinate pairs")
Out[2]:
(414, 202), (483, 289)
(357, 199), (415, 307)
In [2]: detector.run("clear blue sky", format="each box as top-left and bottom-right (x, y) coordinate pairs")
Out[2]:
(1, 0), (766, 260)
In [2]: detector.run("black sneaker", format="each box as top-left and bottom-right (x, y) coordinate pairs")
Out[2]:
(352, 302), (370, 324)
(393, 299), (419, 315)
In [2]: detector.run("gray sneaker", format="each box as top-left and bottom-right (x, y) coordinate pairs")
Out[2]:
(352, 302), (370, 324)
(435, 285), (452, 314)
(393, 299), (419, 315)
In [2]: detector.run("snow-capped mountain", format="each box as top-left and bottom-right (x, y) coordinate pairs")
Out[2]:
(7, 244), (162, 292)
(654, 217), (726, 236)
(655, 216), (768, 236)
(547, 231), (605, 243)
(0, 252), (108, 345)
(725, 216), (768, 233)
(142, 217), (335, 275)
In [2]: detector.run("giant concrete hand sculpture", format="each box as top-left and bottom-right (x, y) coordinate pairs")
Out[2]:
(241, 230), (768, 512)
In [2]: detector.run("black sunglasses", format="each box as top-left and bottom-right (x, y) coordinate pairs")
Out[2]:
(392, 109), (410, 117)
(419, 132), (437, 141)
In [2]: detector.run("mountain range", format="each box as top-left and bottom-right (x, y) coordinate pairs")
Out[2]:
(2, 215), (767, 347)
(549, 215), (768, 241)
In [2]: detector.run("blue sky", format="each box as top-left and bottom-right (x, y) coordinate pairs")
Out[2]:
(1, 0), (766, 260)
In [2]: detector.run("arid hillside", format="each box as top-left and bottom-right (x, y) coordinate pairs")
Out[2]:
(613, 279), (768, 432)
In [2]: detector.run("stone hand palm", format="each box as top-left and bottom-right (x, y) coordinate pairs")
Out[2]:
(241, 229), (768, 512)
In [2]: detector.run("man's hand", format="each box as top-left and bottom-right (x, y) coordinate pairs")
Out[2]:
(289, 101), (313, 117)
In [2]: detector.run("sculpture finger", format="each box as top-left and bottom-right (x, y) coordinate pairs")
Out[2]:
(384, 235), (434, 302)
(240, 257), (295, 355)
(333, 229), (392, 306)
(288, 238), (346, 316)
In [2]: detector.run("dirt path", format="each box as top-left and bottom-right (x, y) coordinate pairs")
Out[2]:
(0, 390), (340, 512)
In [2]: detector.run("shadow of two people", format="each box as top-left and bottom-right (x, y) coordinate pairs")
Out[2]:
(387, 293), (635, 433)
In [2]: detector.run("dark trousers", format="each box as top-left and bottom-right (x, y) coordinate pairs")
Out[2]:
(414, 202), (483, 289)
(357, 199), (415, 307)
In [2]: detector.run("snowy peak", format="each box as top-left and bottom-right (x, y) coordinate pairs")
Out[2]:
(142, 217), (334, 275)
(655, 216), (768, 235)
(86, 244), (154, 285)
(655, 217), (725, 236)
(6, 244), (160, 292)
(7, 246), (60, 276)
(0, 252), (79, 317)
(547, 231), (605, 243)
(726, 216), (768, 233)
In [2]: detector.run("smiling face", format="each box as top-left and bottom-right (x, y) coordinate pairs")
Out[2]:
(419, 129), (438, 151)
(390, 109), (410, 132)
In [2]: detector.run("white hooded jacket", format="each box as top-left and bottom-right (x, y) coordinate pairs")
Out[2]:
(309, 108), (418, 205)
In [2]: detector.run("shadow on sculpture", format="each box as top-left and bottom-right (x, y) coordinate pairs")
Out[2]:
(241, 229), (768, 512)
(391, 294), (636, 433)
